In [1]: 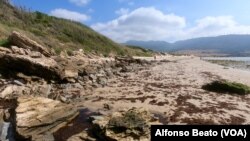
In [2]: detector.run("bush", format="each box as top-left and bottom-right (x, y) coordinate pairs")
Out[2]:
(202, 80), (250, 95)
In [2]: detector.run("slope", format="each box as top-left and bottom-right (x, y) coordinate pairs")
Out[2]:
(0, 0), (153, 57)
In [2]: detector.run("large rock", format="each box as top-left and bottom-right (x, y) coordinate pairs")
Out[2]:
(8, 31), (52, 57)
(0, 53), (62, 81)
(16, 96), (79, 139)
(92, 108), (160, 141)
(0, 85), (25, 98)
(0, 53), (78, 82)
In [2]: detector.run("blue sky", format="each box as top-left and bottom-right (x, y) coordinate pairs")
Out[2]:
(11, 0), (250, 42)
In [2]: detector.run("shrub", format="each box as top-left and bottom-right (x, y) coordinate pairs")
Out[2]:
(202, 80), (250, 95)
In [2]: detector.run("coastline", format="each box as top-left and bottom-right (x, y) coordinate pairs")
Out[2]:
(77, 56), (250, 124)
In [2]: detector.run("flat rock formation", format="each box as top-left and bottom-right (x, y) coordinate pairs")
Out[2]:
(92, 108), (160, 141)
(16, 96), (78, 139)
(9, 31), (53, 57)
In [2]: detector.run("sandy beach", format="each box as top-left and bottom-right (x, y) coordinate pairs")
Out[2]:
(79, 56), (250, 125)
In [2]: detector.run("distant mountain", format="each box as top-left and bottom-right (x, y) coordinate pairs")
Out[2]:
(125, 35), (250, 56)
(125, 40), (172, 52)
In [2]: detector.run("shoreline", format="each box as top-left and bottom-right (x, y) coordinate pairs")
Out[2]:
(77, 56), (250, 125)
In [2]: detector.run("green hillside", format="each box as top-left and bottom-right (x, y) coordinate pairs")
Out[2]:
(0, 0), (153, 57)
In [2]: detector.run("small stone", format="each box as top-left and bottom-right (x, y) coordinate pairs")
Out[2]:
(13, 80), (24, 86)
(0, 86), (14, 98)
(103, 103), (111, 110)
(60, 95), (68, 103)
(89, 74), (97, 81)
(97, 77), (107, 86)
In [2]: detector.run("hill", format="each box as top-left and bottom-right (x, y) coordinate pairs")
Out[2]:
(125, 40), (172, 52)
(0, 0), (153, 57)
(126, 35), (250, 56)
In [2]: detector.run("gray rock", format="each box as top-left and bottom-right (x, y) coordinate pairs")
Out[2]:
(73, 83), (83, 89)
(89, 74), (97, 81)
(0, 122), (15, 141)
(13, 80), (24, 86)
(97, 77), (107, 86)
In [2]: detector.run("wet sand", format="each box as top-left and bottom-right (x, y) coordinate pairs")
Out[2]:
(76, 56), (250, 125)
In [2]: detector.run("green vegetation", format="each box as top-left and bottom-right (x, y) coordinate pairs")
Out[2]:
(108, 109), (148, 134)
(124, 45), (154, 57)
(0, 39), (10, 47)
(0, 1), (153, 56)
(202, 80), (250, 95)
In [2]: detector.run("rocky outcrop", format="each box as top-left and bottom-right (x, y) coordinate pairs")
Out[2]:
(0, 53), (62, 81)
(0, 51), (80, 82)
(15, 96), (79, 139)
(0, 47), (12, 53)
(8, 31), (52, 57)
(92, 108), (160, 141)
(0, 85), (25, 99)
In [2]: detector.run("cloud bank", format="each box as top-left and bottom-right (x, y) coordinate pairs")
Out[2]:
(91, 7), (250, 42)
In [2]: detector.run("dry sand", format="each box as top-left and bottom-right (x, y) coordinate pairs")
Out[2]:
(78, 56), (250, 125)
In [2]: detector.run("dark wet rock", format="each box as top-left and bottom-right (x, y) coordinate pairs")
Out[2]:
(15, 96), (79, 139)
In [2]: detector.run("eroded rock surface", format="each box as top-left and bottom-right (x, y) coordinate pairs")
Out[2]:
(92, 108), (160, 141)
(16, 97), (79, 139)
(9, 31), (52, 57)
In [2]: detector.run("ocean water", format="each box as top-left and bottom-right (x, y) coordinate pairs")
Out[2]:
(202, 57), (250, 71)
(202, 57), (250, 62)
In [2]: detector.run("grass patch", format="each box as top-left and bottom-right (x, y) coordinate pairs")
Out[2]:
(0, 39), (10, 47)
(107, 109), (148, 135)
(0, 1), (153, 57)
(202, 80), (250, 95)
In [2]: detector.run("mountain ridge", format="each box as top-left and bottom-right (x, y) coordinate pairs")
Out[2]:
(126, 34), (250, 56)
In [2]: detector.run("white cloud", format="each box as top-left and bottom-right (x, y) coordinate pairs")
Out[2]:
(69, 0), (91, 6)
(186, 16), (250, 39)
(115, 8), (130, 15)
(92, 7), (186, 42)
(91, 7), (250, 42)
(50, 9), (90, 22)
